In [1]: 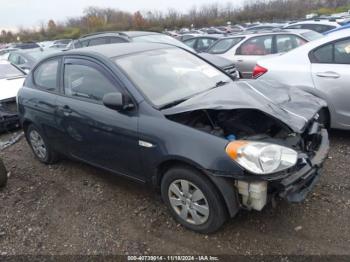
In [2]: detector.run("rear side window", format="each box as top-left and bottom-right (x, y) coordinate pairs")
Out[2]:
(64, 64), (117, 102)
(88, 37), (108, 46)
(33, 59), (59, 92)
(18, 56), (27, 65)
(197, 38), (216, 51)
(313, 44), (333, 63)
(285, 24), (302, 29)
(311, 38), (350, 64)
(8, 54), (19, 64)
(110, 37), (127, 43)
(276, 35), (306, 53)
(334, 39), (350, 64)
(208, 37), (243, 54)
(303, 24), (335, 33)
(183, 38), (196, 48)
(237, 35), (273, 55)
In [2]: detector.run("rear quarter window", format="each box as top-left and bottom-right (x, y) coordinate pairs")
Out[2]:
(33, 59), (59, 92)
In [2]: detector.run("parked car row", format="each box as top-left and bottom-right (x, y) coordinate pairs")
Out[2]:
(167, 17), (346, 39)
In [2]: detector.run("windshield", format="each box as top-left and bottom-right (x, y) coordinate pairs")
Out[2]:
(0, 63), (24, 79)
(208, 37), (244, 54)
(132, 34), (194, 51)
(115, 48), (231, 107)
(301, 31), (323, 41)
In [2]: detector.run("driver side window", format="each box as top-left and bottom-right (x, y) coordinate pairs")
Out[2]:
(64, 62), (117, 102)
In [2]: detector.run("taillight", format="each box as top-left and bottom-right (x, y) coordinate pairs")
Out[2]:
(252, 64), (268, 79)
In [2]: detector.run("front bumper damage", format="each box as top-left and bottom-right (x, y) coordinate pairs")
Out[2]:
(237, 128), (329, 211)
(278, 129), (329, 203)
(206, 127), (329, 215)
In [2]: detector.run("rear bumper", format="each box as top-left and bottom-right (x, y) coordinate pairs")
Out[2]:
(277, 129), (329, 202)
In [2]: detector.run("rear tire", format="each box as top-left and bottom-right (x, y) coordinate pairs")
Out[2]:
(0, 158), (7, 187)
(161, 166), (227, 234)
(25, 124), (58, 164)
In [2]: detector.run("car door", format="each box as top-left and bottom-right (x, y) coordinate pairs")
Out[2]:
(56, 57), (142, 180)
(233, 35), (273, 78)
(310, 37), (350, 127)
(26, 58), (62, 149)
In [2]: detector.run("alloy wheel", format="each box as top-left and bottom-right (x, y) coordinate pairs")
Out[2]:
(29, 130), (47, 160)
(168, 179), (209, 225)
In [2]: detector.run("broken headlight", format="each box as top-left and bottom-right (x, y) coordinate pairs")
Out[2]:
(225, 141), (297, 175)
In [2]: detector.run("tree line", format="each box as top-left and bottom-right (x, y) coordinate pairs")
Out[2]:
(1, 0), (350, 43)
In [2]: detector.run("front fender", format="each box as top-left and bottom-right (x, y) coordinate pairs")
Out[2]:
(138, 113), (244, 183)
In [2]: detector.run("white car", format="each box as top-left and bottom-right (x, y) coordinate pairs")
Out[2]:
(0, 61), (25, 131)
(206, 29), (322, 78)
(254, 29), (350, 130)
(284, 20), (341, 34)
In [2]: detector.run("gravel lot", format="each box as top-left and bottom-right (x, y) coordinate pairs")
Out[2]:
(0, 130), (349, 255)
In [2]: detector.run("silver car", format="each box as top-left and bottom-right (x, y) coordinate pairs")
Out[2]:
(206, 29), (323, 78)
(255, 29), (350, 130)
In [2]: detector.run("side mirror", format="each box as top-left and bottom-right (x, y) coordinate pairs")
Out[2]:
(103, 92), (134, 111)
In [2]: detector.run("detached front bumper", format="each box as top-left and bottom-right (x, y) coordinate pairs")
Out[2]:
(278, 129), (329, 202)
(0, 99), (20, 133)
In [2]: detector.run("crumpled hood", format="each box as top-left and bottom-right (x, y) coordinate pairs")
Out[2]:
(0, 77), (25, 101)
(162, 80), (327, 133)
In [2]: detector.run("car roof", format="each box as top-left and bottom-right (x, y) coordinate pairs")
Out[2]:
(119, 31), (160, 37)
(220, 29), (309, 39)
(65, 42), (175, 59)
(286, 20), (340, 26)
(184, 35), (221, 40)
(79, 31), (160, 40)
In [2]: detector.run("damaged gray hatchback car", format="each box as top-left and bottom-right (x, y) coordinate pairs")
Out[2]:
(17, 43), (329, 233)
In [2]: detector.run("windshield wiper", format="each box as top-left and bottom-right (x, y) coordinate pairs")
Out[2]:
(159, 98), (188, 110)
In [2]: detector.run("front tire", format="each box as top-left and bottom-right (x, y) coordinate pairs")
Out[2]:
(25, 124), (58, 164)
(161, 166), (227, 233)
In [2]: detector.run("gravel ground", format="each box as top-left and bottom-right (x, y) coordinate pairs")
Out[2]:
(0, 130), (349, 255)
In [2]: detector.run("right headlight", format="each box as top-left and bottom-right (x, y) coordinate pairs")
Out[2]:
(225, 141), (298, 175)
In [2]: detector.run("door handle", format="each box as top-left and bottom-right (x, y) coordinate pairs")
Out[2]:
(237, 59), (244, 62)
(60, 105), (72, 116)
(316, 71), (340, 79)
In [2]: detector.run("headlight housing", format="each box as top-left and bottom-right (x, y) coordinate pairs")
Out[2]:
(225, 141), (298, 175)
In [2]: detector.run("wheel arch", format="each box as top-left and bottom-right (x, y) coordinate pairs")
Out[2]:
(155, 158), (240, 218)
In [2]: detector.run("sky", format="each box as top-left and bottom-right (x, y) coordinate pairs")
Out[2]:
(0, 0), (244, 31)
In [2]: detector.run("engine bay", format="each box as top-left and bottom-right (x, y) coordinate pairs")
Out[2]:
(167, 109), (306, 150)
